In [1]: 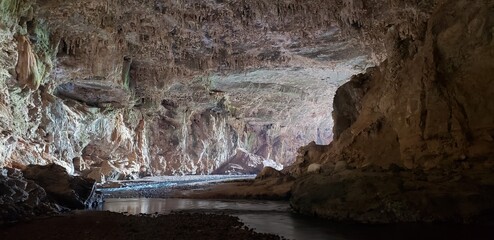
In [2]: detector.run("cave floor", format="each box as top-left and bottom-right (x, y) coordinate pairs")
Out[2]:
(2, 178), (493, 240)
(0, 211), (283, 240)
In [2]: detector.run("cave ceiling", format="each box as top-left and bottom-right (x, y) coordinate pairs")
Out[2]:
(1, 0), (371, 175)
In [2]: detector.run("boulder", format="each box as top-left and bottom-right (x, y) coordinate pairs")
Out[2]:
(23, 164), (96, 209)
(256, 167), (284, 180)
(84, 167), (105, 183)
(307, 163), (321, 173)
(333, 161), (347, 172)
(1, 167), (58, 223)
(82, 160), (122, 183)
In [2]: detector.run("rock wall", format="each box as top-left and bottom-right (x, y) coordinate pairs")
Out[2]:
(290, 0), (494, 223)
(1, 164), (98, 223)
(0, 2), (145, 177)
(2, 0), (492, 223)
(0, 0), (369, 178)
(294, 0), (494, 170)
(337, 0), (493, 169)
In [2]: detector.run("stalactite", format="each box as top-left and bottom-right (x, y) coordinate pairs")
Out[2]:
(2, 0), (383, 175)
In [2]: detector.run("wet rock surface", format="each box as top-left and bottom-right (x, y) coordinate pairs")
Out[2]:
(0, 211), (285, 240)
(0, 165), (97, 224)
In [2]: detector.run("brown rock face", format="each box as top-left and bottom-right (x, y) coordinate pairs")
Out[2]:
(313, 0), (494, 169)
(332, 69), (373, 140)
(290, 0), (494, 222)
(1, 0), (493, 223)
(56, 82), (131, 108)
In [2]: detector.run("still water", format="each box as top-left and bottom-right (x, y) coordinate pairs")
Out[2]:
(101, 198), (492, 240)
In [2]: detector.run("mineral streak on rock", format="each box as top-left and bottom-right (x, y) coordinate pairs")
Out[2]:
(0, 0), (493, 224)
(0, 0), (370, 178)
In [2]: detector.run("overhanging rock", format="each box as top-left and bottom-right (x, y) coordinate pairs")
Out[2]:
(56, 81), (131, 108)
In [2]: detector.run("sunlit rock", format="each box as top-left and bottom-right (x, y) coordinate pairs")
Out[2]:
(0, 0), (371, 176)
(256, 167), (284, 180)
(0, 0), (493, 225)
(307, 163), (321, 173)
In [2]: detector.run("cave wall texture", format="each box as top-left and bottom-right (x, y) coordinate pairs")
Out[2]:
(289, 0), (494, 223)
(286, 0), (494, 173)
(1, 0), (494, 222)
(0, 0), (370, 179)
(324, 0), (494, 170)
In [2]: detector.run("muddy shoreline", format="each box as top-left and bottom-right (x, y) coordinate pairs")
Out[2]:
(0, 211), (285, 240)
(1, 174), (290, 240)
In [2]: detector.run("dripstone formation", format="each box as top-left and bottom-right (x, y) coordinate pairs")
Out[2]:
(1, 0), (493, 223)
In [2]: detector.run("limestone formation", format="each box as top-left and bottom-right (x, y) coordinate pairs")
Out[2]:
(0, 0), (493, 224)
(0, 0), (369, 177)
(289, 0), (494, 223)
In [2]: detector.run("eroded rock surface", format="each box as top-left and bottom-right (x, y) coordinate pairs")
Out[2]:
(291, 166), (494, 223)
(0, 0), (492, 224)
(289, 0), (494, 223)
(0, 165), (97, 223)
(0, 0), (369, 177)
(22, 164), (96, 209)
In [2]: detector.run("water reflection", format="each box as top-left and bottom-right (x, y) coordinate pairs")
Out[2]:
(101, 198), (289, 214)
(101, 198), (302, 238)
(101, 198), (493, 240)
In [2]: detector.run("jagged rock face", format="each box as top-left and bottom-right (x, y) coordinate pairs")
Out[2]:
(22, 164), (96, 209)
(332, 70), (372, 140)
(1, 0), (492, 223)
(0, 0), (369, 177)
(0, 165), (97, 223)
(289, 0), (494, 222)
